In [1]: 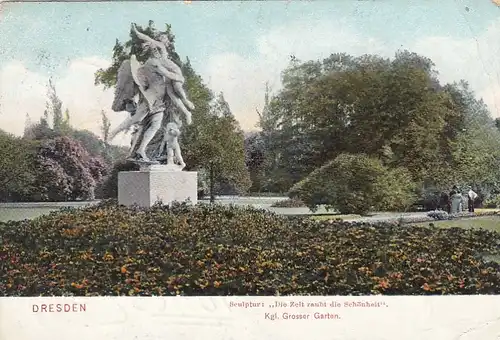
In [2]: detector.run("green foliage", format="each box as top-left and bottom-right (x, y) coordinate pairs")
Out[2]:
(254, 51), (500, 194)
(447, 82), (500, 190)
(184, 92), (251, 195)
(415, 187), (448, 211)
(374, 167), (418, 212)
(24, 117), (59, 140)
(69, 129), (128, 165)
(99, 161), (140, 199)
(1, 203), (499, 296)
(483, 195), (500, 209)
(289, 153), (416, 215)
(0, 130), (38, 202)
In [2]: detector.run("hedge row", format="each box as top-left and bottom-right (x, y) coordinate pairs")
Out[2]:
(1, 201), (499, 296)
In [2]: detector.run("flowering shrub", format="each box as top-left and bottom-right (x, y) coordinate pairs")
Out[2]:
(1, 202), (499, 296)
(32, 136), (108, 201)
(428, 210), (450, 221)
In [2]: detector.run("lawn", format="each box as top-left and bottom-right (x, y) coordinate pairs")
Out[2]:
(312, 213), (364, 221)
(0, 207), (58, 222)
(413, 216), (500, 234)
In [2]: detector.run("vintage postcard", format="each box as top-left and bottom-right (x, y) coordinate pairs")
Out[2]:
(0, 0), (499, 339)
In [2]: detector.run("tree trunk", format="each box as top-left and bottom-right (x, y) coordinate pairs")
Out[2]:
(209, 163), (215, 204)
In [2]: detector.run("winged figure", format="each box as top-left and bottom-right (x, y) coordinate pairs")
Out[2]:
(108, 23), (194, 167)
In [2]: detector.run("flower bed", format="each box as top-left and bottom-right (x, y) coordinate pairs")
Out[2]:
(1, 201), (499, 296)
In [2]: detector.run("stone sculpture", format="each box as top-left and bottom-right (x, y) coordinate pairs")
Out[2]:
(109, 23), (194, 168)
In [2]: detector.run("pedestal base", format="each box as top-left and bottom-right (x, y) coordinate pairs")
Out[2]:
(118, 168), (198, 208)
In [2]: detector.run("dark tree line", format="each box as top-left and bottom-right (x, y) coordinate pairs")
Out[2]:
(245, 51), (500, 211)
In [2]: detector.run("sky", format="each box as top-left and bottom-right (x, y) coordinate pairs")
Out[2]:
(1, 0), (500, 146)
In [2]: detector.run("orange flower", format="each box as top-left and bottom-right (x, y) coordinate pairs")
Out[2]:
(379, 279), (390, 289)
(422, 283), (431, 291)
(214, 281), (222, 288)
(121, 266), (128, 274)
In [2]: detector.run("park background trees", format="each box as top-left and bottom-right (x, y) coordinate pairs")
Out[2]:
(246, 51), (500, 212)
(2, 20), (500, 211)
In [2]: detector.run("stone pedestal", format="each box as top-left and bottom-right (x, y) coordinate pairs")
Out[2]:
(118, 165), (198, 208)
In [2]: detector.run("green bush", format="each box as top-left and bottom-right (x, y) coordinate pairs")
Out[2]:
(1, 202), (499, 296)
(483, 194), (500, 209)
(289, 153), (416, 215)
(0, 131), (38, 202)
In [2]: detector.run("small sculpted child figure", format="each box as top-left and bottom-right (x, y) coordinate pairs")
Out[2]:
(165, 122), (186, 169)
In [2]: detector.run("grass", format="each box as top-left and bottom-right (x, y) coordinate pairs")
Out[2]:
(413, 216), (500, 234)
(311, 208), (500, 221)
(0, 207), (58, 222)
(312, 213), (363, 221)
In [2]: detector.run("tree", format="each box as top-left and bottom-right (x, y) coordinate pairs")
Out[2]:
(250, 82), (286, 193)
(444, 81), (500, 200)
(70, 129), (107, 159)
(259, 50), (474, 192)
(24, 116), (59, 140)
(0, 130), (37, 202)
(26, 81), (71, 140)
(101, 110), (111, 143)
(62, 108), (71, 134)
(45, 79), (64, 134)
(23, 114), (36, 140)
(189, 93), (251, 201)
(244, 131), (267, 192)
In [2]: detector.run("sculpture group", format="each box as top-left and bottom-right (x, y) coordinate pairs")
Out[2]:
(109, 23), (194, 169)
